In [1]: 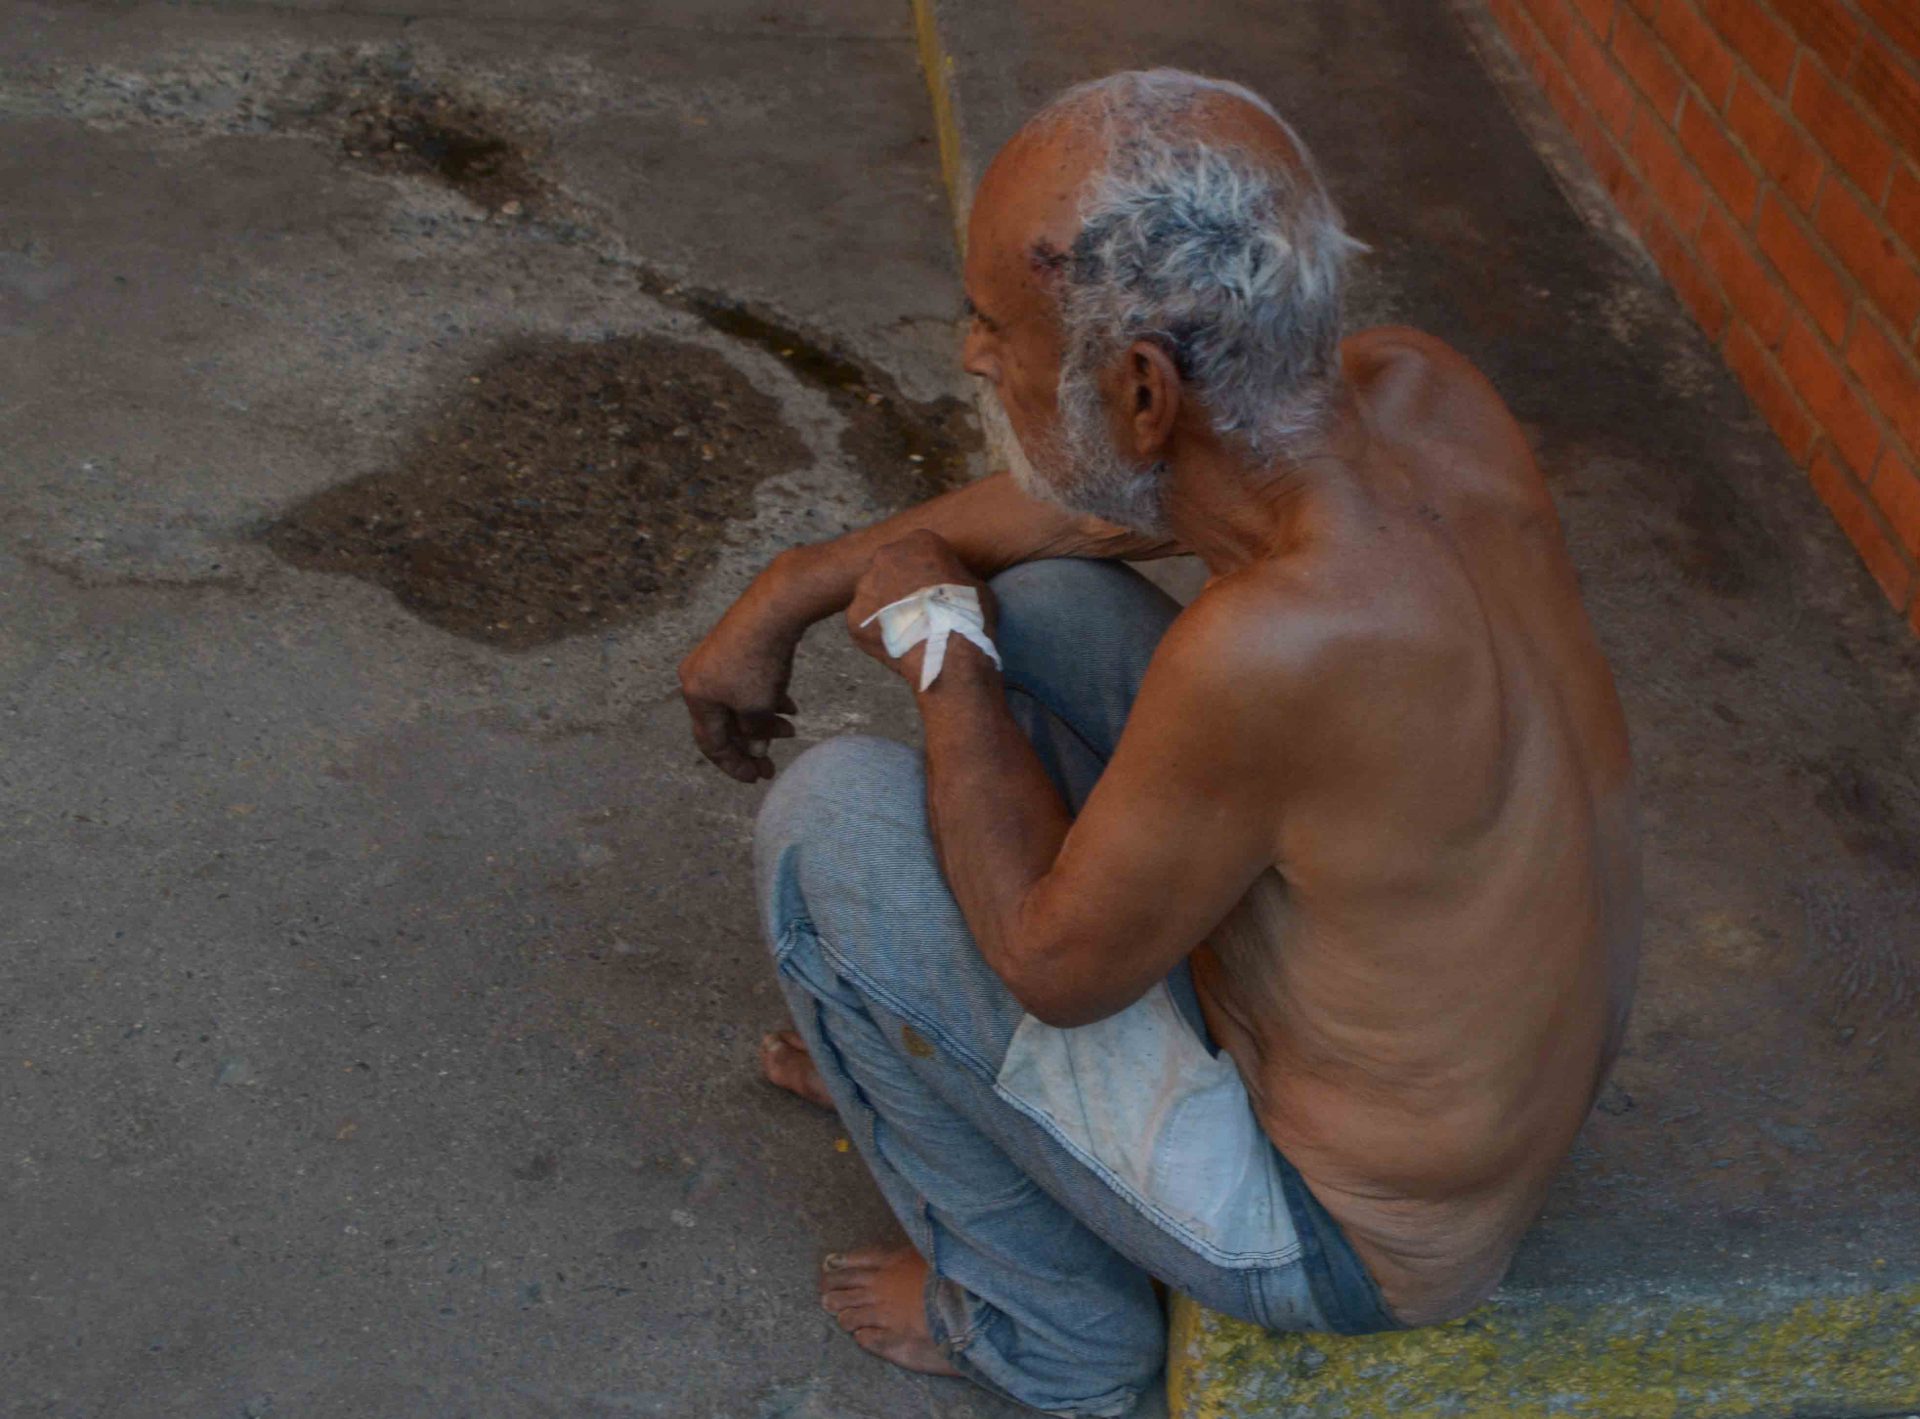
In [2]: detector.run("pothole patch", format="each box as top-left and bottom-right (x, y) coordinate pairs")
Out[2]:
(341, 89), (544, 215)
(264, 336), (806, 648)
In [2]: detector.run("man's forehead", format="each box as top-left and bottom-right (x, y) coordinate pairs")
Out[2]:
(965, 129), (1094, 310)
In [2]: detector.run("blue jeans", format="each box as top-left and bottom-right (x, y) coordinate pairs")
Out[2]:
(754, 559), (1396, 1417)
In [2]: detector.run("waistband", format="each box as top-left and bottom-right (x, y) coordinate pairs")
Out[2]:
(1273, 1153), (1404, 1336)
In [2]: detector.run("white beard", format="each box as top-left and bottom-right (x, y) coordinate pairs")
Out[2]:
(989, 377), (1170, 538)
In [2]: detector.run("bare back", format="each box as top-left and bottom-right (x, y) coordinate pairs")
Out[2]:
(1189, 329), (1640, 1324)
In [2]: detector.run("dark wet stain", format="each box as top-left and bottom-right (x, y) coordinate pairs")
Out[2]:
(264, 335), (807, 648)
(1669, 470), (1763, 598)
(1804, 751), (1920, 874)
(341, 90), (542, 215)
(663, 285), (978, 508)
(512, 1151), (559, 1182)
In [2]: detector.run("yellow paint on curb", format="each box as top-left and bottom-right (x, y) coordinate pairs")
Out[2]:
(909, 0), (969, 254)
(1166, 1286), (1920, 1418)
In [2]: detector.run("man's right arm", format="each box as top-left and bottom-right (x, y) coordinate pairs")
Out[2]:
(678, 470), (1182, 782)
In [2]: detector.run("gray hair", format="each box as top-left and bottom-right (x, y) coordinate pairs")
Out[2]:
(1036, 70), (1364, 459)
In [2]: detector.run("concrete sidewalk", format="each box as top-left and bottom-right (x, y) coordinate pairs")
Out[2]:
(913, 0), (1920, 1413)
(7, 0), (1919, 1415)
(1, 3), (1030, 1415)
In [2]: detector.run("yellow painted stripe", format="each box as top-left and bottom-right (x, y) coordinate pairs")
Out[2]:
(1168, 1287), (1920, 1418)
(909, 0), (969, 254)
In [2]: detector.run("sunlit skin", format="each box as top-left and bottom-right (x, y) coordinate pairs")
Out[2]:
(680, 92), (1639, 1369)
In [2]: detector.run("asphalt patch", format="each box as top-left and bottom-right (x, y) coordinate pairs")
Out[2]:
(341, 90), (543, 215)
(265, 335), (806, 648)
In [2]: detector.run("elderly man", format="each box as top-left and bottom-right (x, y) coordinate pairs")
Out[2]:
(678, 69), (1639, 1415)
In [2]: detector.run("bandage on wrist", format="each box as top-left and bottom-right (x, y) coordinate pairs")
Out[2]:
(859, 583), (1003, 691)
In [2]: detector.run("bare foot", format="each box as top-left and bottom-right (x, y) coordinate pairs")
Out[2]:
(819, 1246), (960, 1377)
(760, 1029), (835, 1109)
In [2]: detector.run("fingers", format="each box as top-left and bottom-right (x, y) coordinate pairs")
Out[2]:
(685, 698), (768, 783)
(684, 691), (801, 782)
(736, 711), (796, 741)
(686, 699), (737, 759)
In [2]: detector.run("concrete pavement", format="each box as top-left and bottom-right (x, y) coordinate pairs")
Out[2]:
(10, 0), (1920, 1414)
(2, 3), (1026, 1414)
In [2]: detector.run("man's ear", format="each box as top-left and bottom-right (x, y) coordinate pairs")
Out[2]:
(1121, 339), (1181, 458)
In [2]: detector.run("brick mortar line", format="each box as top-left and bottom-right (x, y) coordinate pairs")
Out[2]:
(1569, 0), (1920, 366)
(1545, 9), (1917, 460)
(1584, 9), (1920, 478)
(1491, 0), (1919, 604)
(1749, 0), (1920, 131)
(1653, 2), (1920, 352)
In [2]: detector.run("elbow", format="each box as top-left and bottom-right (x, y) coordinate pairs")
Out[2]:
(1017, 992), (1110, 1030)
(1000, 936), (1112, 1029)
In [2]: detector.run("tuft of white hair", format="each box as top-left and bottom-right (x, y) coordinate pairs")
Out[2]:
(1036, 70), (1366, 459)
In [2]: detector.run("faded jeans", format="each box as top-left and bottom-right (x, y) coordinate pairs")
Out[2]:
(753, 559), (1397, 1417)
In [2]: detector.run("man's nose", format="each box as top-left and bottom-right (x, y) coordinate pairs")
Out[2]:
(960, 328), (997, 383)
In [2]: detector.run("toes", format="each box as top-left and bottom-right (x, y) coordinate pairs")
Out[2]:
(833, 1303), (885, 1334)
(760, 1030), (803, 1068)
(820, 1281), (869, 1314)
(833, 1245), (898, 1270)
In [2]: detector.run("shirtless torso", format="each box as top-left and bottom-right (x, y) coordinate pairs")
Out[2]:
(1190, 328), (1639, 1322)
(686, 326), (1639, 1325)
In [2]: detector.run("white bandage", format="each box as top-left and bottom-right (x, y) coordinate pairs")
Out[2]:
(860, 583), (1002, 691)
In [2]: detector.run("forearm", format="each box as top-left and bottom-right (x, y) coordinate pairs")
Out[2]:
(915, 646), (1075, 1013)
(746, 471), (1180, 639)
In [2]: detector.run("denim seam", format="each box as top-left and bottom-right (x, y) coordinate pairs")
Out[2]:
(989, 1078), (1305, 1270)
(779, 920), (1305, 1270)
(780, 919), (1002, 1082)
(944, 1318), (1143, 1419)
(929, 1284), (983, 1351)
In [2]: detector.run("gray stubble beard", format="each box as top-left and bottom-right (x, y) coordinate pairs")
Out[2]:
(990, 373), (1171, 539)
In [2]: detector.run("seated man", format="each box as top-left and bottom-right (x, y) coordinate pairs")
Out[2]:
(678, 68), (1640, 1416)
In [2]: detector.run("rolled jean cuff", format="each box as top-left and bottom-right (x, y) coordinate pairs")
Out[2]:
(925, 1274), (1146, 1419)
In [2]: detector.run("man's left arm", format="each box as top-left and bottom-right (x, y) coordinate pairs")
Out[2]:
(848, 533), (1284, 1027)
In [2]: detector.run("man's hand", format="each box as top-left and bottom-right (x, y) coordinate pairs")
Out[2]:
(846, 531), (996, 686)
(678, 610), (799, 784)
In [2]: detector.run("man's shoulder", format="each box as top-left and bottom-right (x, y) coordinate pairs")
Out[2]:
(1159, 558), (1427, 711)
(1340, 325), (1485, 389)
(1343, 326), (1513, 427)
(1345, 326), (1551, 513)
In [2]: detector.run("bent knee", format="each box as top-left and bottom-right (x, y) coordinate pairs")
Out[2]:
(987, 559), (1173, 682)
(755, 736), (921, 858)
(988, 557), (1145, 622)
(753, 735), (929, 943)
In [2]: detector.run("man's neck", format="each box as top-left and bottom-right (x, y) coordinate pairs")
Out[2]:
(1162, 394), (1367, 577)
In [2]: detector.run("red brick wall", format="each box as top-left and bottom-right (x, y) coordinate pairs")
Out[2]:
(1485, 0), (1920, 629)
